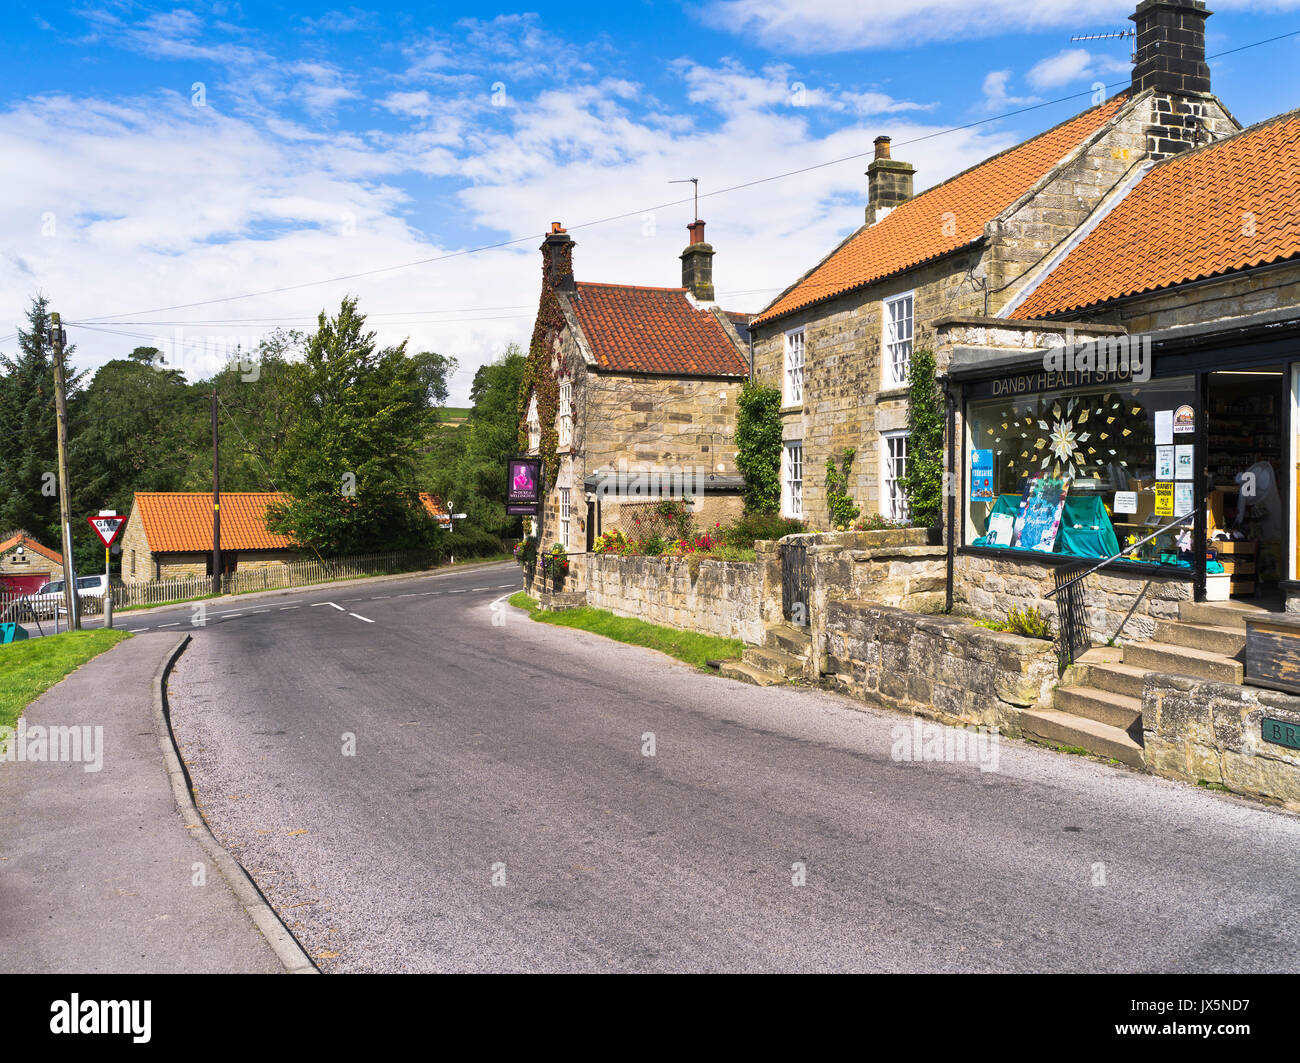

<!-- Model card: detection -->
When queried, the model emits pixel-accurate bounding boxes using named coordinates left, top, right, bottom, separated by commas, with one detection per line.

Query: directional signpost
left=87, top=512, right=127, bottom=629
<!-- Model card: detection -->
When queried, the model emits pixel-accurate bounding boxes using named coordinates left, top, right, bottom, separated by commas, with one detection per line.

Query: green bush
left=722, top=512, right=805, bottom=547
left=735, top=382, right=782, bottom=514
left=643, top=534, right=667, bottom=556
left=825, top=448, right=861, bottom=529
left=976, top=606, right=1053, bottom=641
left=901, top=348, right=944, bottom=528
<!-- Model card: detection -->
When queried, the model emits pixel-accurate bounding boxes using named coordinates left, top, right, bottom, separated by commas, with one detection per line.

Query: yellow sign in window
left=1154, top=482, right=1175, bottom=517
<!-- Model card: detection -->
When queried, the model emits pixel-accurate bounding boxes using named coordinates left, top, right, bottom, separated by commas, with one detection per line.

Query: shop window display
left=966, top=377, right=1199, bottom=566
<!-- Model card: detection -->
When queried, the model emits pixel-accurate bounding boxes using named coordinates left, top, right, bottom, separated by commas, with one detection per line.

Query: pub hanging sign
left=505, top=456, right=544, bottom=516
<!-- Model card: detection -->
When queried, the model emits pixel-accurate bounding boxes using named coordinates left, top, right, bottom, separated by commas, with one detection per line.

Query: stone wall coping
left=831, top=598, right=1056, bottom=657
left=842, top=545, right=947, bottom=561
left=1146, top=672, right=1300, bottom=713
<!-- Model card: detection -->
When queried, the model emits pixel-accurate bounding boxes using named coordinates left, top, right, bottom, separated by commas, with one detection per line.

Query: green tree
left=428, top=345, right=525, bottom=551
left=901, top=348, right=944, bottom=528
left=735, top=381, right=782, bottom=514
left=267, top=297, right=443, bottom=556
left=0, top=297, right=80, bottom=548
left=825, top=448, right=861, bottom=528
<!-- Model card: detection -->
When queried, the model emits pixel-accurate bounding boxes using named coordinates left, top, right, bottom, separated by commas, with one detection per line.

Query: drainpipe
left=942, top=373, right=957, bottom=614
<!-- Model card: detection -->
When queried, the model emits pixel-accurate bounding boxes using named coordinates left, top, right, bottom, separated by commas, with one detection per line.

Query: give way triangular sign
left=87, top=514, right=127, bottom=548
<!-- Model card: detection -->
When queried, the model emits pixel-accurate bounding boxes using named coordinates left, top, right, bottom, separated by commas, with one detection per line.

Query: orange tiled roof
left=0, top=532, right=62, bottom=565
left=419, top=492, right=449, bottom=520
left=134, top=492, right=295, bottom=553
left=1016, top=109, right=1300, bottom=318
left=751, top=95, right=1130, bottom=326
left=568, top=282, right=749, bottom=377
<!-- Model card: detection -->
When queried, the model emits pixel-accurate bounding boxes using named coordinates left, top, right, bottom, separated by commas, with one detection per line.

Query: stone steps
left=1074, top=659, right=1148, bottom=699
left=743, top=645, right=804, bottom=679
left=1053, top=686, right=1142, bottom=733
left=1019, top=707, right=1145, bottom=769
left=1122, top=640, right=1244, bottom=684
left=718, top=660, right=784, bottom=686
left=766, top=623, right=812, bottom=657
left=1153, top=618, right=1246, bottom=657
left=1177, top=601, right=1260, bottom=630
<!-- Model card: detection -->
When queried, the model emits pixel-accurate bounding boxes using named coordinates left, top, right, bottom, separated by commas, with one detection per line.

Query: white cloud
left=981, top=71, right=1038, bottom=112
left=697, top=0, right=1300, bottom=53
left=1027, top=48, right=1130, bottom=90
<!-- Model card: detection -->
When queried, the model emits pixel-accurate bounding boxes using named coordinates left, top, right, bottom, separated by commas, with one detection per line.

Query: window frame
left=560, top=486, right=571, bottom=545
left=881, top=430, right=909, bottom=522
left=557, top=379, right=573, bottom=449
left=882, top=291, right=915, bottom=390
left=526, top=393, right=540, bottom=453
left=782, top=441, right=804, bottom=519
left=783, top=328, right=805, bottom=407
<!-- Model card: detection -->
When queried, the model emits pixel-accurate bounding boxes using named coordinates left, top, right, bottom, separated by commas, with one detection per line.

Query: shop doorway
left=1207, top=368, right=1288, bottom=598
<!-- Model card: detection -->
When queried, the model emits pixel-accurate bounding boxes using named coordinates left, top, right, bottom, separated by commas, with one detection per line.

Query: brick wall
left=955, top=552, right=1192, bottom=643
left=823, top=600, right=1057, bottom=734
left=1143, top=674, right=1300, bottom=811
left=585, top=551, right=774, bottom=644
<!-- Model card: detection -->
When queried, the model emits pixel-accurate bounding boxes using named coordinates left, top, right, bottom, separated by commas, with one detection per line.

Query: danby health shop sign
left=506, top=457, right=543, bottom=516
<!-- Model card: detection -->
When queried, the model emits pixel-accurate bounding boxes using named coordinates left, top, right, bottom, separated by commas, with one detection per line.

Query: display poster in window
left=1154, top=481, right=1176, bottom=517
left=1175, top=445, right=1194, bottom=480
left=986, top=512, right=1015, bottom=547
left=970, top=449, right=996, bottom=501
left=1155, top=410, right=1174, bottom=446
left=506, top=456, right=544, bottom=516
left=1173, top=404, right=1196, bottom=434
left=1012, top=477, right=1070, bottom=553
left=1155, top=446, right=1175, bottom=481
left=1113, top=491, right=1138, bottom=515
left=1174, top=482, right=1195, bottom=517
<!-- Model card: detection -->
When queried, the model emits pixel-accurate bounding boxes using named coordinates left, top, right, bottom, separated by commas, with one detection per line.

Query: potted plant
left=541, top=542, right=569, bottom=590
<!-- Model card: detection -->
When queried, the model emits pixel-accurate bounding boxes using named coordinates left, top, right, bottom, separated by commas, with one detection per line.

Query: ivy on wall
left=825, top=447, right=861, bottom=529
left=517, top=243, right=571, bottom=488
left=901, top=348, right=944, bottom=528
left=735, top=380, right=782, bottom=515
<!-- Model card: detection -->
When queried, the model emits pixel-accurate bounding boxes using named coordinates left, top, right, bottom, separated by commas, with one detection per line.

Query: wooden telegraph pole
left=211, top=388, right=221, bottom=596
left=50, top=312, right=80, bottom=630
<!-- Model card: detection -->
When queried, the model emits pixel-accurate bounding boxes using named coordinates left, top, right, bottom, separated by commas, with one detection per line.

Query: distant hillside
left=438, top=407, right=470, bottom=426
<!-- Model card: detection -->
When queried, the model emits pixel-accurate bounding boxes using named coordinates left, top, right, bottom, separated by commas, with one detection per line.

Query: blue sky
left=3, top=1, right=1298, bottom=402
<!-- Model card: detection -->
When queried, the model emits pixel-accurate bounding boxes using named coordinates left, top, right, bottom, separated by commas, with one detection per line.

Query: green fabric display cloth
left=972, top=493, right=1120, bottom=559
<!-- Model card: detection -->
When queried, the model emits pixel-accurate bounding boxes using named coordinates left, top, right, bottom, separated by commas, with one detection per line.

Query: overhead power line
left=28, top=26, right=1300, bottom=331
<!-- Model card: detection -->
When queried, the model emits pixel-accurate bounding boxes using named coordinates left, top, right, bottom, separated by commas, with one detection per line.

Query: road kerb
left=151, top=634, right=319, bottom=975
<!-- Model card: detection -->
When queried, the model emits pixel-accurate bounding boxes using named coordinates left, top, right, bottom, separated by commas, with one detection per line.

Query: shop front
left=949, top=324, right=1298, bottom=611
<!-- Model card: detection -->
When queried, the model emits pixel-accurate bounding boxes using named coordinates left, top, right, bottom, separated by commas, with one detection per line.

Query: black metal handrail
left=1045, top=508, right=1197, bottom=601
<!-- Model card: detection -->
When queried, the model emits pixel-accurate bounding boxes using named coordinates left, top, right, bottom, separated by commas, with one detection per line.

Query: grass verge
left=0, top=629, right=133, bottom=731
left=508, top=592, right=743, bottom=670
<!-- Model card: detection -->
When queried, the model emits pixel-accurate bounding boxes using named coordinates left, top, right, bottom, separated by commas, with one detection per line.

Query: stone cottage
left=519, top=221, right=752, bottom=589
left=0, top=531, right=63, bottom=595
left=120, top=492, right=302, bottom=583
left=747, top=0, right=1238, bottom=529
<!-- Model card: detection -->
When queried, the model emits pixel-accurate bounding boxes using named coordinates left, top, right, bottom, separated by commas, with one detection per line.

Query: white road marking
left=470, top=587, right=488, bottom=591
left=280, top=606, right=298, bottom=611
left=127, top=628, right=148, bottom=633
left=251, top=609, right=270, bottom=614
left=397, top=593, right=417, bottom=597
left=449, top=589, right=467, bottom=594
left=371, top=595, right=392, bottom=600
left=496, top=583, right=517, bottom=589
left=158, top=622, right=180, bottom=628
left=223, top=613, right=243, bottom=618
left=349, top=612, right=374, bottom=623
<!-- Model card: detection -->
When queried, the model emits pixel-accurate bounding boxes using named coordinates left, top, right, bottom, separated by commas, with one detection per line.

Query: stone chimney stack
left=1131, top=1, right=1215, bottom=159
left=866, top=136, right=915, bottom=224
left=680, top=219, right=715, bottom=303
left=542, top=221, right=575, bottom=293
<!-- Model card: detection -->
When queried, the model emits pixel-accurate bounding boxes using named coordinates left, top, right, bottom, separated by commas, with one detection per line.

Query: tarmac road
left=166, top=560, right=1300, bottom=973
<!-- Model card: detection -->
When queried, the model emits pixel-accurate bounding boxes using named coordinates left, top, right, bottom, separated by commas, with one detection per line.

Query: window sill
left=780, top=404, right=805, bottom=415
left=877, top=386, right=909, bottom=400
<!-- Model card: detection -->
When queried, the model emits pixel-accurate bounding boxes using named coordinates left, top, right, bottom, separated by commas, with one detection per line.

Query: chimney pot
left=540, top=223, right=575, bottom=293
left=866, top=138, right=915, bottom=225
left=681, top=220, right=715, bottom=302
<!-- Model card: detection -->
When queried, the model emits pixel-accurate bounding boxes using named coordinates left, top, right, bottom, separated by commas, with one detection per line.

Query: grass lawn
left=0, top=629, right=132, bottom=731
left=508, top=592, right=743, bottom=670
